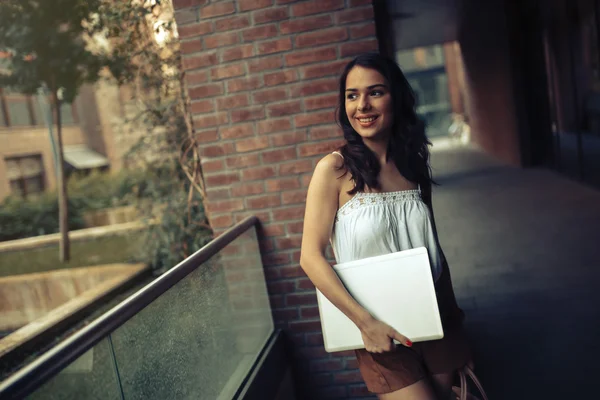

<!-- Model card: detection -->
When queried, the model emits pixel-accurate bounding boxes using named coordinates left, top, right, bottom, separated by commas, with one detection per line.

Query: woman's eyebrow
left=345, top=84, right=387, bottom=92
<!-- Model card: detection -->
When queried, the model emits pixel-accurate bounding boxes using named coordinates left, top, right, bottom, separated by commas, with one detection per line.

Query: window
left=0, top=88, right=78, bottom=127
left=5, top=155, right=46, bottom=198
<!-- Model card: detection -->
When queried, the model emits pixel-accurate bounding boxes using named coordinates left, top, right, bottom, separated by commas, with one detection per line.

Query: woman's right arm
left=299, top=155, right=411, bottom=352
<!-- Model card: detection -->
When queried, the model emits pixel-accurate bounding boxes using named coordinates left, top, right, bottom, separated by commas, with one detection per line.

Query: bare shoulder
left=314, top=153, right=345, bottom=176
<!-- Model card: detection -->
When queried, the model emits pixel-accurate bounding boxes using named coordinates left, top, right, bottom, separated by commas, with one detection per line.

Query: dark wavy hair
left=336, top=53, right=435, bottom=195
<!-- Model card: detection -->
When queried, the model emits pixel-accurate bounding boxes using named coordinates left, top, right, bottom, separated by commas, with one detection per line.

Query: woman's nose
left=358, top=95, right=371, bottom=111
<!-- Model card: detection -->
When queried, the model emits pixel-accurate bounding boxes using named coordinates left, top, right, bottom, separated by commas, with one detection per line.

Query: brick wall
left=172, top=0, right=378, bottom=398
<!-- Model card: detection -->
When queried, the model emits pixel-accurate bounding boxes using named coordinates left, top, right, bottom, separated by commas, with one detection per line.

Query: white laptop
left=316, top=247, right=444, bottom=353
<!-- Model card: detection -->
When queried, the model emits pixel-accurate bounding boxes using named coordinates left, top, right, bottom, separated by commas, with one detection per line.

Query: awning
left=63, top=145, right=109, bottom=169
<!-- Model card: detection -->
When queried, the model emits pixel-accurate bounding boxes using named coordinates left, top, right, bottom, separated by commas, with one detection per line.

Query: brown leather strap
left=459, top=366, right=489, bottom=400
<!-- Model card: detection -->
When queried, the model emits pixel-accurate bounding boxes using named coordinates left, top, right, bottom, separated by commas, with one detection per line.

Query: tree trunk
left=52, top=92, right=70, bottom=262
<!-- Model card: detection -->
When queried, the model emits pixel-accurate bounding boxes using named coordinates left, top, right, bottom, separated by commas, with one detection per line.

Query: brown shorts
left=355, top=260, right=472, bottom=394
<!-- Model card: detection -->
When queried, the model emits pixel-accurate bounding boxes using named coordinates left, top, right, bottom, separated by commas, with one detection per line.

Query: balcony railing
left=0, top=216, right=292, bottom=400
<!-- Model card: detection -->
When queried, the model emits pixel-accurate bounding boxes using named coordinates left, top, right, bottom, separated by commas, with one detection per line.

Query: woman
left=300, top=53, right=472, bottom=399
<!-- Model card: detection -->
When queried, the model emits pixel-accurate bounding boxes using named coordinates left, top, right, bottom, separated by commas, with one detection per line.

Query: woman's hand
left=359, top=316, right=412, bottom=353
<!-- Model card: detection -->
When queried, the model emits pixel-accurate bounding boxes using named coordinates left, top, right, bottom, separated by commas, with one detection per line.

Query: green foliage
left=0, top=193, right=86, bottom=241
left=0, top=0, right=106, bottom=100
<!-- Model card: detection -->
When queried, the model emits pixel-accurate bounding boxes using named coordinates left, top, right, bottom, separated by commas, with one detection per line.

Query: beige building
left=0, top=79, right=140, bottom=201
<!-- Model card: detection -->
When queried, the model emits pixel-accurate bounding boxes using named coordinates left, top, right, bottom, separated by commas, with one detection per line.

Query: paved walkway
left=429, top=138, right=600, bottom=399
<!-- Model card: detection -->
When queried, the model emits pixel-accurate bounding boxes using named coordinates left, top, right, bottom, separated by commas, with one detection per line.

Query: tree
left=0, top=0, right=106, bottom=261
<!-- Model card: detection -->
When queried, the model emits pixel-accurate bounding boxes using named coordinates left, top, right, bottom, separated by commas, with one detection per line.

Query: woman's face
left=344, top=66, right=393, bottom=141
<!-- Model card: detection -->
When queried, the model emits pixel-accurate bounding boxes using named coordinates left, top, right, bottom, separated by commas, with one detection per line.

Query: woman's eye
left=346, top=93, right=357, bottom=100
left=371, top=90, right=383, bottom=96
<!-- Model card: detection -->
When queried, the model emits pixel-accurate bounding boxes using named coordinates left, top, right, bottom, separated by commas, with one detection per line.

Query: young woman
left=300, top=53, right=472, bottom=400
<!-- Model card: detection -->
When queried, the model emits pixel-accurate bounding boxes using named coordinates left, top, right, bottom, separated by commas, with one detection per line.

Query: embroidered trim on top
left=336, top=189, right=422, bottom=221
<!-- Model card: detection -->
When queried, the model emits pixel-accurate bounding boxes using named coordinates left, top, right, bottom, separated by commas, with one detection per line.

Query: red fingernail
left=406, top=340, right=412, bottom=347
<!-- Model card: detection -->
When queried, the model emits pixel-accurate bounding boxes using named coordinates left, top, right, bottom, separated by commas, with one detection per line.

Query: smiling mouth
left=356, top=115, right=379, bottom=126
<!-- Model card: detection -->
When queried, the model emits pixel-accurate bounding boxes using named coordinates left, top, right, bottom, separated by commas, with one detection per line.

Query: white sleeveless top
left=329, top=152, right=443, bottom=282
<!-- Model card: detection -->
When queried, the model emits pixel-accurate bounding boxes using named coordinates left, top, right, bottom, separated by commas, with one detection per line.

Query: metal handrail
left=0, top=216, right=260, bottom=399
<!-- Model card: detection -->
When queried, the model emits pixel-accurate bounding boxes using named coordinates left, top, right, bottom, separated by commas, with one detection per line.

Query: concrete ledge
left=0, top=221, right=152, bottom=254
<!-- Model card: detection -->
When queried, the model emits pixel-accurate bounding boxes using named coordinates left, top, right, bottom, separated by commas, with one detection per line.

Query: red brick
left=261, top=222, right=286, bottom=236
left=306, top=332, right=324, bottom=346
left=225, top=154, right=261, bottom=168
left=333, top=371, right=363, bottom=384
left=291, top=250, right=302, bottom=262
left=305, top=93, right=338, bottom=111
left=204, top=32, right=238, bottom=49
left=280, top=265, right=306, bottom=278
left=262, top=253, right=290, bottom=267
left=301, top=59, right=348, bottom=79
left=349, top=23, right=376, bottom=39
left=231, top=106, right=265, bottom=123
left=280, top=15, right=332, bottom=34
left=206, top=187, right=231, bottom=200
left=210, top=214, right=234, bottom=229
left=201, top=158, right=224, bottom=172
left=231, top=182, right=264, bottom=196
left=275, top=235, right=302, bottom=250
left=264, top=70, right=298, bottom=86
left=220, top=123, right=254, bottom=139
left=193, top=112, right=229, bottom=128
left=172, top=0, right=208, bottom=8
left=273, top=308, right=300, bottom=321
left=292, top=0, right=344, bottom=17
left=347, top=384, right=370, bottom=397
left=282, top=188, right=308, bottom=204
left=317, top=385, right=347, bottom=398
left=205, top=172, right=240, bottom=186
left=190, top=99, right=214, bottom=114
left=195, top=129, right=219, bottom=143
left=178, top=21, right=214, bottom=39
left=311, top=358, right=343, bottom=372
left=217, top=94, right=249, bottom=110
left=285, top=46, right=337, bottom=66
left=215, top=15, right=251, bottom=32
left=340, top=38, right=379, bottom=58
left=227, top=76, right=262, bottom=92
left=209, top=199, right=245, bottom=213
left=257, top=117, right=292, bottom=134
left=289, top=319, right=321, bottom=332
left=266, top=176, right=300, bottom=191
left=181, top=38, right=203, bottom=54
left=335, top=6, right=374, bottom=24
left=247, top=194, right=282, bottom=209
left=257, top=37, right=292, bottom=55
left=185, top=70, right=209, bottom=85
left=276, top=0, right=297, bottom=3
left=287, top=220, right=305, bottom=234
left=263, top=147, right=297, bottom=164
left=247, top=55, right=282, bottom=73
left=273, top=206, right=305, bottom=221
left=253, top=88, right=288, bottom=105
left=199, top=143, right=234, bottom=157
left=298, top=278, right=315, bottom=291
left=239, top=0, right=272, bottom=12
left=269, top=294, right=285, bottom=309
left=260, top=238, right=275, bottom=253
left=270, top=132, right=307, bottom=147
left=299, top=138, right=344, bottom=156
left=253, top=7, right=289, bottom=25
left=189, top=83, right=223, bottom=99
left=221, top=44, right=255, bottom=62
left=175, top=8, right=198, bottom=26
left=291, top=78, right=338, bottom=97
left=235, top=210, right=271, bottom=223
left=201, top=2, right=235, bottom=18
left=295, top=27, right=348, bottom=48
left=242, top=166, right=276, bottom=180
left=301, top=174, right=312, bottom=187
left=211, top=63, right=245, bottom=80
left=236, top=136, right=270, bottom=152
left=182, top=52, right=218, bottom=70
left=242, top=24, right=278, bottom=42
left=310, top=125, right=343, bottom=140
left=294, top=110, right=335, bottom=128
left=266, top=100, right=302, bottom=117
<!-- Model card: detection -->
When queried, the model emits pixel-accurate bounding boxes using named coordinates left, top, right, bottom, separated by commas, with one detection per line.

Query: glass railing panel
left=26, top=337, right=121, bottom=400
left=110, top=225, right=273, bottom=400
